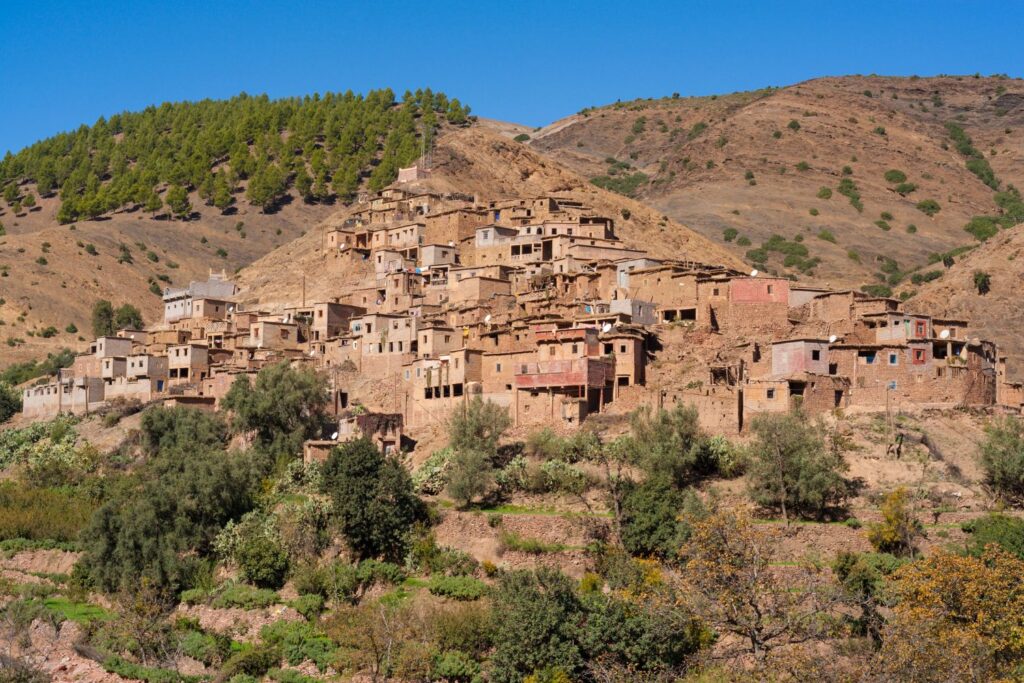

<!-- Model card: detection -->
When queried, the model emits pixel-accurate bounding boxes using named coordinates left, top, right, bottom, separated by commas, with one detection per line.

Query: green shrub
left=746, top=248, right=768, bottom=263
left=906, top=224, right=918, bottom=233
left=268, top=669, right=318, bottom=683
left=974, top=270, right=991, bottom=294
left=498, top=531, right=566, bottom=555
left=875, top=220, right=892, bottom=231
left=687, top=121, right=707, bottom=139
left=817, top=187, right=833, bottom=199
left=260, top=620, right=335, bottom=671
left=221, top=644, right=282, bottom=679
left=910, top=270, right=943, bottom=285
left=0, top=483, right=95, bottom=542
left=809, top=208, right=819, bottom=216
left=896, top=182, right=918, bottom=195
left=916, top=199, right=941, bottom=216
left=104, top=656, right=203, bottom=683
left=431, top=650, right=481, bottom=682
left=621, top=476, right=706, bottom=560
left=513, top=133, right=530, bottom=142
left=236, top=535, right=289, bottom=589
left=964, top=215, right=999, bottom=241
left=409, top=530, right=479, bottom=576
left=884, top=169, right=907, bottom=184
left=838, top=178, right=863, bottom=211
left=589, top=172, right=649, bottom=198
left=787, top=119, right=801, bottom=131
left=288, top=594, right=324, bottom=620
left=428, top=575, right=488, bottom=601
left=210, top=583, right=280, bottom=610
left=961, top=514, right=1024, bottom=559
left=736, top=236, right=751, bottom=246
left=722, top=227, right=738, bottom=242
left=817, top=229, right=836, bottom=243
left=795, top=161, right=810, bottom=171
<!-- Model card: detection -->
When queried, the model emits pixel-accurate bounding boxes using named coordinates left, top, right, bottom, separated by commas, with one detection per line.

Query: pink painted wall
left=729, top=277, right=789, bottom=304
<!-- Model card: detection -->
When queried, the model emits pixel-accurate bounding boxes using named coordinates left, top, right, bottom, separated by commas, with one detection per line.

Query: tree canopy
left=79, top=407, right=254, bottom=593
left=221, top=361, right=328, bottom=468
left=0, top=89, right=469, bottom=222
left=321, top=438, right=425, bottom=562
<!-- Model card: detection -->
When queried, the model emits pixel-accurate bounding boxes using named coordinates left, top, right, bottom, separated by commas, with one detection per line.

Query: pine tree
left=165, top=184, right=191, bottom=219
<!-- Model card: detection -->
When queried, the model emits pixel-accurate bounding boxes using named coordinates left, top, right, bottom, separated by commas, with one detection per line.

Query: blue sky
left=1, top=0, right=1021, bottom=155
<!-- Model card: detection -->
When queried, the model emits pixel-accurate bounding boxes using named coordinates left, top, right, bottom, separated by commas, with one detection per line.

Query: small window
left=766, top=388, right=776, bottom=399
left=571, top=344, right=579, bottom=355
left=767, top=285, right=774, bottom=295
left=713, top=288, right=720, bottom=296
left=620, top=344, right=627, bottom=353
left=811, top=350, right=821, bottom=361
left=889, top=353, right=898, bottom=365
left=549, top=346, right=556, bottom=356
left=496, top=363, right=502, bottom=372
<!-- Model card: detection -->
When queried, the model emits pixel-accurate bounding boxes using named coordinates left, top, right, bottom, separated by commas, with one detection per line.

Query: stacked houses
left=21, top=185, right=1024, bottom=447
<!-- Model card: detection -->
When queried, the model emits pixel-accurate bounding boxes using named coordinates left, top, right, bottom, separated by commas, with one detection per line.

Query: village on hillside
left=20, top=168, right=1024, bottom=453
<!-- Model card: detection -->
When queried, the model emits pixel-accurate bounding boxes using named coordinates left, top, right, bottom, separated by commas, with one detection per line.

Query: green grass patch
left=498, top=530, right=568, bottom=554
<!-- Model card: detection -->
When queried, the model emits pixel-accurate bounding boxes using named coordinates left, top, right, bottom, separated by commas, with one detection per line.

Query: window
left=604, top=343, right=613, bottom=354
left=571, top=344, right=579, bottom=355
left=620, top=344, right=627, bottom=353
left=766, top=388, right=776, bottom=399
left=549, top=346, right=556, bottom=356
left=713, top=288, right=720, bottom=296
left=913, top=348, right=926, bottom=364
left=767, top=285, right=774, bottom=294
left=811, top=350, right=821, bottom=361
left=496, top=363, right=502, bottom=372
left=889, top=353, right=898, bottom=365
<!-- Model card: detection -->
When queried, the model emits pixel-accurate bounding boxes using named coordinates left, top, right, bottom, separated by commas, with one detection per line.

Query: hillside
left=914, top=224, right=1024, bottom=379
left=531, top=75, right=1024, bottom=292
left=0, top=192, right=332, bottom=367
left=0, top=89, right=468, bottom=368
left=236, top=124, right=745, bottom=306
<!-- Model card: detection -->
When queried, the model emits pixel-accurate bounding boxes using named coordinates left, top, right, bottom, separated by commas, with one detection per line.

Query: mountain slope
left=532, top=75, right=1024, bottom=292
left=237, top=125, right=745, bottom=306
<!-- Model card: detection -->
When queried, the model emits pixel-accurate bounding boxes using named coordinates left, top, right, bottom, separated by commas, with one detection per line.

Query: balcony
left=514, top=357, right=613, bottom=389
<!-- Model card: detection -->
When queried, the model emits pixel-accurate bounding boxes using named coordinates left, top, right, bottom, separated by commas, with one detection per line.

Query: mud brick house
left=304, top=411, right=404, bottom=462
left=512, top=327, right=615, bottom=426
left=162, top=272, right=239, bottom=323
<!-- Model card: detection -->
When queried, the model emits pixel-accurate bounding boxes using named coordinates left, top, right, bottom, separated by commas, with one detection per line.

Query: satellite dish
left=602, top=323, right=612, bottom=333
left=330, top=431, right=338, bottom=440
left=939, top=329, right=950, bottom=339
left=828, top=334, right=838, bottom=343
left=448, top=241, right=455, bottom=247
left=750, top=269, right=759, bottom=277
left=228, top=305, right=234, bottom=313
left=484, top=314, right=492, bottom=323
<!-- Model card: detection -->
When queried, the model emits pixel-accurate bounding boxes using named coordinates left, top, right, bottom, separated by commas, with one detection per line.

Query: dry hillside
left=914, top=224, right=1024, bottom=379
left=236, top=125, right=745, bottom=306
left=532, top=75, right=1024, bottom=291
left=0, top=189, right=332, bottom=367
